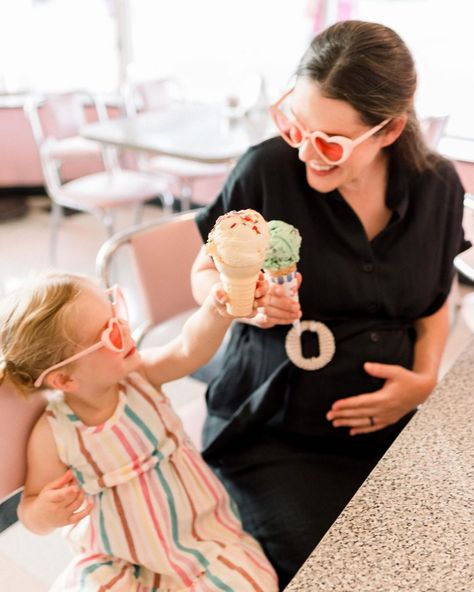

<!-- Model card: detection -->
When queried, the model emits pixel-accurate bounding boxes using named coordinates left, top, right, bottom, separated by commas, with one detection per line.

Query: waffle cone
left=214, top=258, right=262, bottom=317
left=265, top=264, right=297, bottom=278
left=265, top=265, right=299, bottom=303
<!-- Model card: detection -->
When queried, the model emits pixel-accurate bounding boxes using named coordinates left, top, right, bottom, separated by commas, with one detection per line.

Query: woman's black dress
left=195, top=137, right=467, bottom=588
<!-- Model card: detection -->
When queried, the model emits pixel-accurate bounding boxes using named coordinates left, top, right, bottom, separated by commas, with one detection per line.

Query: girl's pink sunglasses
left=34, top=285, right=128, bottom=388
left=269, top=88, right=390, bottom=165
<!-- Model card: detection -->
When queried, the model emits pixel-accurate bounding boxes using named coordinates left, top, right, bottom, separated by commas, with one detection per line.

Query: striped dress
left=46, top=372, right=278, bottom=592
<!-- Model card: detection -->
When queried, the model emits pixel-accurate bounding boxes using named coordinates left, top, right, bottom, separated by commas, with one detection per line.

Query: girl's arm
left=18, top=414, right=92, bottom=534
left=140, top=285, right=232, bottom=388
left=191, top=246, right=221, bottom=305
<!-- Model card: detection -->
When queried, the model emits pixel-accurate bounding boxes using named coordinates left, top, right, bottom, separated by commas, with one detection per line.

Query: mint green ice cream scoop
left=263, top=220, right=302, bottom=271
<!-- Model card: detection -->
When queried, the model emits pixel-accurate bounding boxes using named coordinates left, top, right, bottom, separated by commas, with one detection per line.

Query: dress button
left=363, top=262, right=374, bottom=273
left=368, top=302, right=379, bottom=313
left=370, top=331, right=380, bottom=343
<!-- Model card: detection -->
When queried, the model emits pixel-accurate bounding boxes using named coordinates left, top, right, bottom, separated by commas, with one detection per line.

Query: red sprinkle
left=230, top=222, right=237, bottom=228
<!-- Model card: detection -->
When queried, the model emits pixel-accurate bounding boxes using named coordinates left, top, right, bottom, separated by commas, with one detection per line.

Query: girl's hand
left=34, top=469, right=93, bottom=528
left=211, top=273, right=269, bottom=319
left=326, top=362, right=436, bottom=435
left=210, top=283, right=230, bottom=318
left=252, top=272, right=302, bottom=329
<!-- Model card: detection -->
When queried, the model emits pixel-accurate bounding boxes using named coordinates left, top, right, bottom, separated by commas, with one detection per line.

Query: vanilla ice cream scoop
left=206, top=209, right=269, bottom=267
left=206, top=209, right=269, bottom=316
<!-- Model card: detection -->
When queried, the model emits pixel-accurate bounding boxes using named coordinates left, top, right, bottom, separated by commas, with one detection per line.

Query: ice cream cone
left=263, top=220, right=302, bottom=335
left=206, top=209, right=270, bottom=317
left=214, top=258, right=261, bottom=317
left=265, top=265, right=301, bottom=334
left=265, top=264, right=297, bottom=280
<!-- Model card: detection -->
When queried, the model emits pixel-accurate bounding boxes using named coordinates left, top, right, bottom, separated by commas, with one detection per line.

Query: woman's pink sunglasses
left=269, top=88, right=390, bottom=165
left=34, top=285, right=128, bottom=388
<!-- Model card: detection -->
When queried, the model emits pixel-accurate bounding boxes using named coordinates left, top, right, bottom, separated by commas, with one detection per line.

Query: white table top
left=81, top=103, right=275, bottom=164
left=81, top=101, right=474, bottom=167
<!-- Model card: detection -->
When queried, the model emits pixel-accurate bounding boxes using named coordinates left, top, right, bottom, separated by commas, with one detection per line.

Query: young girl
left=0, top=272, right=277, bottom=591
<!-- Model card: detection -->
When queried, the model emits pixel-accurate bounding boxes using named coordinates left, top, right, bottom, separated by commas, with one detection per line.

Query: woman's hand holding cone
left=252, top=272, right=302, bottom=329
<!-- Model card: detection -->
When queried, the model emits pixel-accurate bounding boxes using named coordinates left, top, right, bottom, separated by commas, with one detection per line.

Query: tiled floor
left=0, top=196, right=163, bottom=294
left=0, top=195, right=473, bottom=590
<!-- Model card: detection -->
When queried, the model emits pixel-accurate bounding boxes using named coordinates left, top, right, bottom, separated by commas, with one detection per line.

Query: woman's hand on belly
left=326, top=361, right=437, bottom=435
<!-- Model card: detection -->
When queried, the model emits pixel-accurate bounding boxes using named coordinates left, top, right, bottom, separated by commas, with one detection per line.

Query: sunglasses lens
left=314, top=137, right=344, bottom=162
left=108, top=320, right=124, bottom=350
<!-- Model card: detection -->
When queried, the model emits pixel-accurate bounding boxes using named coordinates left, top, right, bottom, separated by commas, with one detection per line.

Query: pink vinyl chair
left=96, top=210, right=202, bottom=344
left=24, top=91, right=170, bottom=263
left=96, top=210, right=207, bottom=448
left=121, top=78, right=231, bottom=210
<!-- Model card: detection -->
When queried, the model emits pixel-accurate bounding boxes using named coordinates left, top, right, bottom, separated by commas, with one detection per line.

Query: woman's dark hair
left=296, top=20, right=439, bottom=172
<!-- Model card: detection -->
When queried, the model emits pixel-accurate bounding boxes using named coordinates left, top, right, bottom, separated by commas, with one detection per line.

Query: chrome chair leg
left=161, top=189, right=175, bottom=214
left=49, top=200, right=63, bottom=265
left=133, top=202, right=145, bottom=226
left=180, top=182, right=192, bottom=211
left=101, top=210, right=115, bottom=237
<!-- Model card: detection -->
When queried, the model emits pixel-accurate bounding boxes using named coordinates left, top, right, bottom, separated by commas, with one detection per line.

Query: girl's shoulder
left=28, top=409, right=57, bottom=451
left=30, top=409, right=50, bottom=435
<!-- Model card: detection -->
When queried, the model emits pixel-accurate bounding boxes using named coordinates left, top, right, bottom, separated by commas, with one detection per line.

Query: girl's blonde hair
left=0, top=272, right=91, bottom=397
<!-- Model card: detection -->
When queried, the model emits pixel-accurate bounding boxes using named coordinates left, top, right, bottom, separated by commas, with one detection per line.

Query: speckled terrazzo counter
left=285, top=339, right=474, bottom=592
